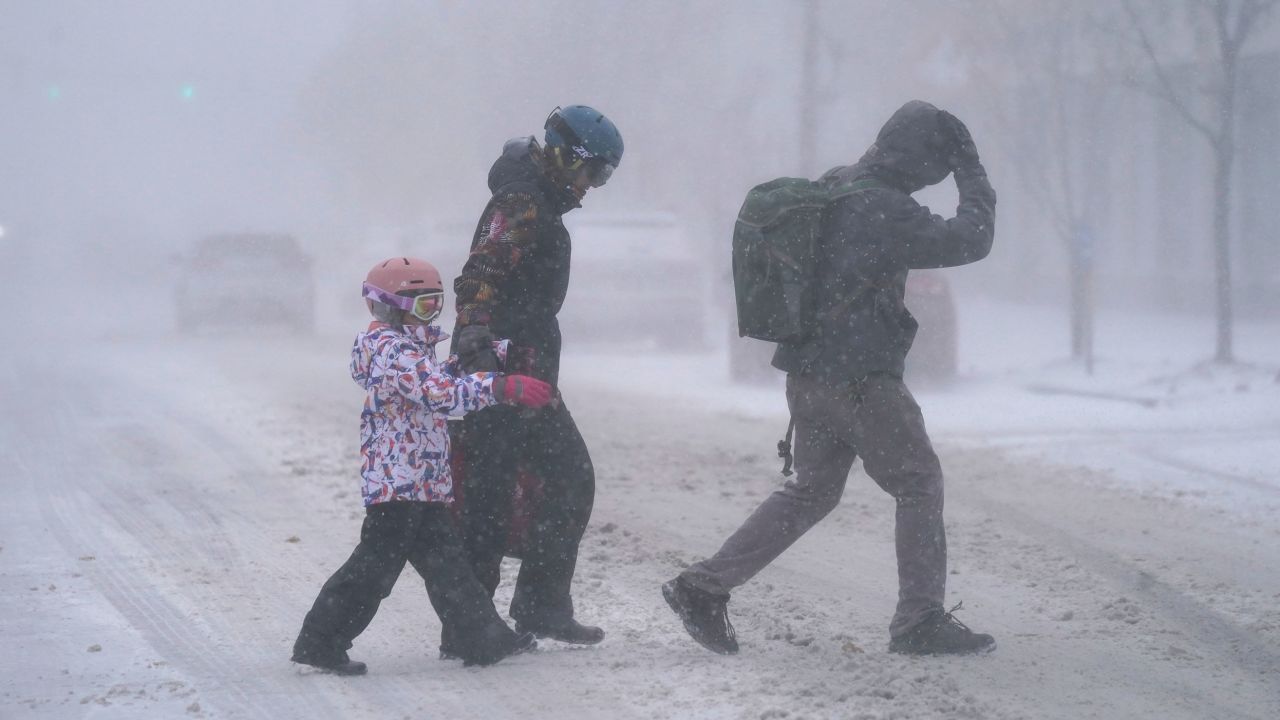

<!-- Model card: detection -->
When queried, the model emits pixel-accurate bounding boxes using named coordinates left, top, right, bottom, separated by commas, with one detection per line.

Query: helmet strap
left=545, top=144, right=582, bottom=173
left=541, top=147, right=585, bottom=199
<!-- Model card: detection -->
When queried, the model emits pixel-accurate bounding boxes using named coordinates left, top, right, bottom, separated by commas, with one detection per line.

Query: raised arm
left=886, top=167, right=996, bottom=270
left=890, top=110, right=996, bottom=269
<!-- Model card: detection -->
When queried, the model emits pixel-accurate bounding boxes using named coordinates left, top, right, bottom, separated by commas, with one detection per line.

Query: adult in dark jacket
left=449, top=105, right=623, bottom=648
left=663, top=100, right=997, bottom=656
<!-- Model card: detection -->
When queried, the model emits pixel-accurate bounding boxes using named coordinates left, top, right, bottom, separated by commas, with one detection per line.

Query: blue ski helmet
left=544, top=105, right=623, bottom=187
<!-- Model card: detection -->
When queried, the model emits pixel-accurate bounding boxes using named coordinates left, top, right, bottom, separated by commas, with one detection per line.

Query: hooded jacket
left=351, top=322, right=499, bottom=506
left=452, top=137, right=582, bottom=386
left=772, top=100, right=997, bottom=382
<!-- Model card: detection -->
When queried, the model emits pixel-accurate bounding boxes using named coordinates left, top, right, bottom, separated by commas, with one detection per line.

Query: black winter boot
left=462, top=627, right=538, bottom=667
left=291, top=649, right=368, bottom=676
left=439, top=624, right=462, bottom=661
left=888, top=602, right=995, bottom=656
left=662, top=577, right=738, bottom=655
left=514, top=618, right=605, bottom=645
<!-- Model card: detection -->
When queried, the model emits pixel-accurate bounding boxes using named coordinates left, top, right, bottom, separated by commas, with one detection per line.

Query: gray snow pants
left=680, top=372, right=946, bottom=638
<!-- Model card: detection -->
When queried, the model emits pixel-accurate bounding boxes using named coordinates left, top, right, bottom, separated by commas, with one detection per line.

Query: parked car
left=727, top=269, right=958, bottom=383
left=559, top=212, right=709, bottom=350
left=901, top=269, right=958, bottom=382
left=174, top=233, right=315, bottom=332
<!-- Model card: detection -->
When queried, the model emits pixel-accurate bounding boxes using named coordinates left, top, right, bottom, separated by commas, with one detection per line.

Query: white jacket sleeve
left=378, top=339, right=499, bottom=418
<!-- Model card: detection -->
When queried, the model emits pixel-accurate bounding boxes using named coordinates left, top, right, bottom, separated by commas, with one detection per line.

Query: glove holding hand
left=938, top=110, right=981, bottom=172
left=494, top=374, right=554, bottom=408
left=506, top=344, right=538, bottom=375
left=456, top=324, right=499, bottom=373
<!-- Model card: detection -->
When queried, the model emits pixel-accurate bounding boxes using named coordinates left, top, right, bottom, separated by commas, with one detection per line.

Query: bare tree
left=1119, top=0, right=1279, bottom=363
left=964, top=1, right=1115, bottom=371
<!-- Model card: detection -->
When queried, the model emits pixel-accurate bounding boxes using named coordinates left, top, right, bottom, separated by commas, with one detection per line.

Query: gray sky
left=3, top=1, right=348, bottom=247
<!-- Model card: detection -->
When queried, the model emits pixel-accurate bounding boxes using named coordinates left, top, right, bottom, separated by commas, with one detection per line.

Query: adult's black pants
left=455, top=400, right=596, bottom=626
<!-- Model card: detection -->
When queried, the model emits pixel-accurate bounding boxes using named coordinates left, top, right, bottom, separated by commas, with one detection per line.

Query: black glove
left=939, top=110, right=981, bottom=171
left=456, top=324, right=499, bottom=373
left=506, top=344, right=538, bottom=375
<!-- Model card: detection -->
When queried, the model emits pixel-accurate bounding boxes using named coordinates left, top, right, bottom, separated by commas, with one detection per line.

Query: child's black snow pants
left=293, top=501, right=513, bottom=664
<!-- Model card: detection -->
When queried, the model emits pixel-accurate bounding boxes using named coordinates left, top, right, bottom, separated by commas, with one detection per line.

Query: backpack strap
left=818, top=177, right=892, bottom=322
left=777, top=414, right=797, bottom=476
left=826, top=176, right=885, bottom=201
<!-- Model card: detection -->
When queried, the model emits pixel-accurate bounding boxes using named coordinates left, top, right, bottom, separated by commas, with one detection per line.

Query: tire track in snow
left=5, top=359, right=428, bottom=719
left=954, top=452, right=1280, bottom=720
left=42, top=489, right=281, bottom=718
left=21, top=375, right=341, bottom=719
left=1133, top=446, right=1280, bottom=496
left=8, top=390, right=255, bottom=716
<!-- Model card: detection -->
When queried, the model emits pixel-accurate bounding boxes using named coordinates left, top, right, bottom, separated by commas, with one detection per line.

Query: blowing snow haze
left=2, top=2, right=1280, bottom=718
left=5, top=1, right=1279, bottom=343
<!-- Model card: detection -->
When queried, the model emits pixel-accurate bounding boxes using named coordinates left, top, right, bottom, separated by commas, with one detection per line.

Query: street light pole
left=799, top=0, right=819, bottom=177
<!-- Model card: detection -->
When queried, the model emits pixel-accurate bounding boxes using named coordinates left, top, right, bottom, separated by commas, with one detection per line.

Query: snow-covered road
left=2, top=322, right=1278, bottom=719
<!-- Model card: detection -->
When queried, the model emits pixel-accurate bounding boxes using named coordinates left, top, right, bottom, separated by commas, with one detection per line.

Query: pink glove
left=494, top=375, right=553, bottom=408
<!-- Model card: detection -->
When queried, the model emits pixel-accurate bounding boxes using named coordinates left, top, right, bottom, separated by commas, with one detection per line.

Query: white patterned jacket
left=350, top=322, right=502, bottom=506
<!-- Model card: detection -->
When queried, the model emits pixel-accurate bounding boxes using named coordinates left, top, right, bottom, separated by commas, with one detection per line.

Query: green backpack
left=732, top=176, right=882, bottom=343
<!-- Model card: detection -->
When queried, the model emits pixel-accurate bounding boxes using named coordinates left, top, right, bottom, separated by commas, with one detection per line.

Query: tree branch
left=1120, top=0, right=1219, bottom=142
left=1239, top=0, right=1280, bottom=40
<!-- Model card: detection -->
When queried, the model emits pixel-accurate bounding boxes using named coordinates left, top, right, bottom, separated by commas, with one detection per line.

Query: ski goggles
left=583, top=157, right=615, bottom=187
left=362, top=282, right=444, bottom=323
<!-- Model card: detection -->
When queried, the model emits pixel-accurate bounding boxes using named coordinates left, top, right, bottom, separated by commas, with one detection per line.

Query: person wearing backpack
left=448, top=105, right=623, bottom=651
left=663, top=100, right=997, bottom=656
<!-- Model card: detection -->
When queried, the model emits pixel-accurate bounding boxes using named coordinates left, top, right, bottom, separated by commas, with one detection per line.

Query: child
left=291, top=257, right=553, bottom=674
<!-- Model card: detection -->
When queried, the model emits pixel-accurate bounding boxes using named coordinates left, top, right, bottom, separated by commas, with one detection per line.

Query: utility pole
left=798, top=0, right=819, bottom=177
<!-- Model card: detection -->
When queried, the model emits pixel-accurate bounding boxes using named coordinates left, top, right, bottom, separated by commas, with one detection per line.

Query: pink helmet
left=363, top=257, right=444, bottom=321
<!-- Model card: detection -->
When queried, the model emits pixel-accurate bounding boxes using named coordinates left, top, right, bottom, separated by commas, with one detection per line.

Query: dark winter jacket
left=453, top=137, right=582, bottom=386
left=772, top=100, right=997, bottom=383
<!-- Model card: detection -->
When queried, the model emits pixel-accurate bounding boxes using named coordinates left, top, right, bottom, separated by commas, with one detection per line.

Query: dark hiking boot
left=439, top=643, right=462, bottom=661
left=515, top=618, right=605, bottom=645
left=888, top=602, right=995, bottom=656
left=439, top=625, right=463, bottom=661
left=462, top=630, right=538, bottom=667
left=662, top=576, right=738, bottom=655
left=291, top=650, right=368, bottom=676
